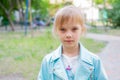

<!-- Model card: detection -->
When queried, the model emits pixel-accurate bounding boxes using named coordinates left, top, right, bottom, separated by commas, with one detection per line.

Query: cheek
left=57, top=32, right=64, bottom=40
left=74, top=32, right=81, bottom=39
left=75, top=34, right=80, bottom=39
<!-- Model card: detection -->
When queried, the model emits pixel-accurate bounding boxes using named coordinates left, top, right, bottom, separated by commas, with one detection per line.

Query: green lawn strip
left=88, top=28, right=120, bottom=36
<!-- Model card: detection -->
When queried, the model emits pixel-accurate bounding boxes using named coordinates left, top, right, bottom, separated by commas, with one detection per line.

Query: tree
left=107, top=0, right=120, bottom=28
left=0, top=0, right=24, bottom=31
left=94, top=0, right=103, bottom=4
left=94, top=0, right=120, bottom=28
left=31, top=0, right=50, bottom=20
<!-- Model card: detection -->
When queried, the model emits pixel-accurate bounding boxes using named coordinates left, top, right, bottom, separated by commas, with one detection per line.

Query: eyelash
left=72, top=28, right=78, bottom=31
left=59, top=27, right=78, bottom=32
left=60, top=28, right=66, bottom=31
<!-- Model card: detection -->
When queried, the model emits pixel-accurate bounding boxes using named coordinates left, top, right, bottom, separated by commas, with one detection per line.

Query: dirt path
left=86, top=33, right=120, bottom=80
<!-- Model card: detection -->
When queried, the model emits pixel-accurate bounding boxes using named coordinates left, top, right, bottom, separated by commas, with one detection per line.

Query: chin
left=63, top=43, right=76, bottom=48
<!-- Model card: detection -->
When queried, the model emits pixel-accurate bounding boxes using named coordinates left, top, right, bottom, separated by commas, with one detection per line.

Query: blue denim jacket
left=38, top=44, right=108, bottom=80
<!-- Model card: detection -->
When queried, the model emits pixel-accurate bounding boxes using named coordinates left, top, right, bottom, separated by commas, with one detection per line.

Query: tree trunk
left=7, top=14, right=15, bottom=31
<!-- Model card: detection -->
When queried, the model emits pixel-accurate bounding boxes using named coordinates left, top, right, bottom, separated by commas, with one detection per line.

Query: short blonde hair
left=53, top=5, right=86, bottom=33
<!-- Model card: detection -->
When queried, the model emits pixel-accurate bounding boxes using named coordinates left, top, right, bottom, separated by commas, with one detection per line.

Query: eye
left=60, top=28, right=66, bottom=32
left=72, top=27, right=78, bottom=31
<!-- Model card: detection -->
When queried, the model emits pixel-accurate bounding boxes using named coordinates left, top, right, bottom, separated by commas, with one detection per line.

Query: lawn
left=0, top=28, right=106, bottom=80
left=88, top=27, right=120, bottom=36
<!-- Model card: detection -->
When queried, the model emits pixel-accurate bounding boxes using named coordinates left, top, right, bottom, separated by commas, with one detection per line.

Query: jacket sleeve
left=37, top=57, right=49, bottom=80
left=94, top=58, right=108, bottom=80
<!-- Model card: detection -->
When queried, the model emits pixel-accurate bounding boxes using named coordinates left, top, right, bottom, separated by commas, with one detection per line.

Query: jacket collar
left=51, top=43, right=94, bottom=80
left=51, top=43, right=93, bottom=65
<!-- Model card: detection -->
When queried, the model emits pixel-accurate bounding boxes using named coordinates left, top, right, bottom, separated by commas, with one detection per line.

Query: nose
left=65, top=32, right=72, bottom=38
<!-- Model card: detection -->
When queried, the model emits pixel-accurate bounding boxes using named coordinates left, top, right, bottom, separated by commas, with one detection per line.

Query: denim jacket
left=38, top=44, right=108, bottom=80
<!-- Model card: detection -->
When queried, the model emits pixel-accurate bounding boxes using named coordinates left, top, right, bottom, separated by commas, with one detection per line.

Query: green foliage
left=31, top=0, right=51, bottom=20
left=108, top=0, right=119, bottom=4
left=94, top=0, right=117, bottom=4
left=94, top=0, right=120, bottom=28
left=107, top=0, right=120, bottom=28
left=0, top=0, right=23, bottom=19
left=94, top=0, right=103, bottom=4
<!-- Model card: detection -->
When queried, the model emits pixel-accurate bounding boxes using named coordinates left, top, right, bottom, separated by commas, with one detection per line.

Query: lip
left=64, top=40, right=73, bottom=42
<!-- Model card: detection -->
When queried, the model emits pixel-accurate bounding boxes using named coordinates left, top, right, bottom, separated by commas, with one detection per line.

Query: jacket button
left=89, top=67, right=93, bottom=71
left=53, top=68, right=55, bottom=72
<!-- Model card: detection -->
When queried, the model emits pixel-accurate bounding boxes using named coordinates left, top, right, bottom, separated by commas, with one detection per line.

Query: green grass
left=88, top=27, right=120, bottom=36
left=0, top=28, right=106, bottom=80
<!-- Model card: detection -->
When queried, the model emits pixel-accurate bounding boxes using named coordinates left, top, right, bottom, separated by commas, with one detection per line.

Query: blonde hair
left=53, top=5, right=86, bottom=34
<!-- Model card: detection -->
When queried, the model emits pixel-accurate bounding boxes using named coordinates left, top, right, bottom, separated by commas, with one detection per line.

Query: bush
left=107, top=1, right=120, bottom=28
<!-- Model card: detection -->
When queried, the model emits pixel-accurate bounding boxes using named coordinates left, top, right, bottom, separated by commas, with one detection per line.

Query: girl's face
left=56, top=23, right=83, bottom=48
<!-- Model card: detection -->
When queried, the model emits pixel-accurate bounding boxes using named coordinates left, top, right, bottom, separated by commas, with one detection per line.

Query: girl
left=38, top=5, right=108, bottom=80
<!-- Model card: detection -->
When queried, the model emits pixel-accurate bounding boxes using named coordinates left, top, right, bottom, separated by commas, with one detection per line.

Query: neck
left=62, top=44, right=80, bottom=57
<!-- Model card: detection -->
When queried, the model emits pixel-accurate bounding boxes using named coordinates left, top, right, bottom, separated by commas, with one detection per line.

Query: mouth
left=64, top=40, right=73, bottom=43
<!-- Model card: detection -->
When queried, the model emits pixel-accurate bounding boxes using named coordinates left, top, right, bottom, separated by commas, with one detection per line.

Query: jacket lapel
left=53, top=59, right=68, bottom=80
left=75, top=60, right=94, bottom=80
left=51, top=46, right=68, bottom=80
left=75, top=43, right=94, bottom=80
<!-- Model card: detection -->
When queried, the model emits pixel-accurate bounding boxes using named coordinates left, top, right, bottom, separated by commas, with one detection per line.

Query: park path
left=86, top=33, right=120, bottom=80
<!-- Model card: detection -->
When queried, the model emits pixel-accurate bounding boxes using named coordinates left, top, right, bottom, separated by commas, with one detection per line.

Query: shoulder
left=86, top=50, right=108, bottom=79
left=88, top=51, right=100, bottom=61
left=42, top=50, right=56, bottom=63
left=42, top=46, right=60, bottom=64
left=39, top=49, right=58, bottom=80
left=42, top=45, right=62, bottom=64
left=86, top=50, right=103, bottom=69
left=81, top=44, right=101, bottom=64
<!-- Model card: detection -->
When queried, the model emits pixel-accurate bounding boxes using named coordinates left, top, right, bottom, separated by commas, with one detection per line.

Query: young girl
left=38, top=5, right=108, bottom=80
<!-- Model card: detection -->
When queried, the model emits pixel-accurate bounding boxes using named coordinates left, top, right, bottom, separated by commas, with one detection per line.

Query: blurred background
left=0, top=0, right=120, bottom=80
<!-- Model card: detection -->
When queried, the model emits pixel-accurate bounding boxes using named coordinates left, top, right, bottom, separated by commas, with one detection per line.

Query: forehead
left=54, top=6, right=84, bottom=28
left=61, top=22, right=81, bottom=29
left=56, top=14, right=83, bottom=28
